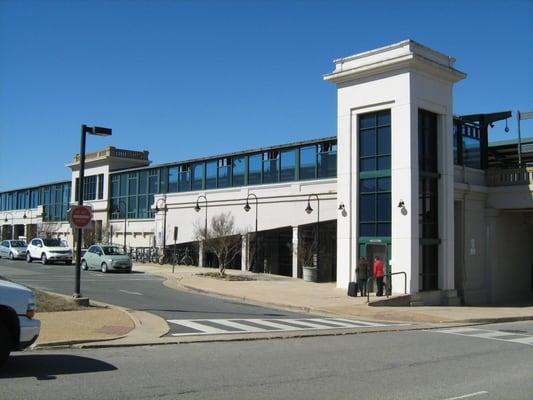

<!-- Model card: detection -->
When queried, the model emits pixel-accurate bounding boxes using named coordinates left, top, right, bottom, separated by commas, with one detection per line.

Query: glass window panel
left=111, top=176, right=119, bottom=197
left=148, top=194, right=154, bottom=217
left=218, top=166, right=230, bottom=188
left=148, top=171, right=158, bottom=194
left=178, top=170, right=191, bottom=192
left=377, top=223, right=391, bottom=236
left=248, top=154, right=262, bottom=185
left=318, top=151, right=336, bottom=178
left=128, top=175, right=137, bottom=196
left=262, top=158, right=279, bottom=184
left=377, top=110, right=391, bottom=126
left=360, top=158, right=375, bottom=172
left=120, top=175, right=127, bottom=196
left=360, top=178, right=376, bottom=193
left=128, top=196, right=137, bottom=218
left=299, top=146, right=316, bottom=180
left=377, top=126, right=391, bottom=155
left=232, top=157, right=246, bottom=187
left=360, top=130, right=376, bottom=157
left=138, top=195, right=148, bottom=218
left=192, top=163, right=204, bottom=191
left=359, top=113, right=376, bottom=130
left=377, top=177, right=391, bottom=192
left=168, top=167, right=178, bottom=193
left=359, top=194, right=376, bottom=222
left=139, top=171, right=147, bottom=194
left=280, top=149, right=296, bottom=182
left=377, top=156, right=391, bottom=170
left=359, top=223, right=375, bottom=237
left=205, top=161, right=217, bottom=189
left=377, top=193, right=391, bottom=221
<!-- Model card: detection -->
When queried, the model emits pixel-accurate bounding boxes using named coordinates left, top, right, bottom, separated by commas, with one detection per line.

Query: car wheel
left=9, top=253, right=14, bottom=261
left=81, top=260, right=88, bottom=271
left=26, top=252, right=32, bottom=263
left=0, top=320, right=12, bottom=367
left=41, top=253, right=48, bottom=265
left=101, top=262, right=108, bottom=273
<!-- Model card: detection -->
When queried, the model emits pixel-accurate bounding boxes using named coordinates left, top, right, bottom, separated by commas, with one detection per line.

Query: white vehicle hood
left=0, top=280, right=34, bottom=315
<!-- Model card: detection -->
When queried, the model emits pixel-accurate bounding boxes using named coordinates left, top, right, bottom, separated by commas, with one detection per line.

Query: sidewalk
left=136, top=264, right=533, bottom=324
left=31, top=263, right=533, bottom=349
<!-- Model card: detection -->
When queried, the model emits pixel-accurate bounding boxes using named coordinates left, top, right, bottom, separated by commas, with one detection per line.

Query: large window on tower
left=418, top=109, right=440, bottom=291
left=358, top=110, right=391, bottom=239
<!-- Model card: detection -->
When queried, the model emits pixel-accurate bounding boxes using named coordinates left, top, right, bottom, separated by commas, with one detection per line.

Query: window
left=318, top=142, right=337, bottom=178
left=217, top=158, right=231, bottom=188
left=359, top=177, right=391, bottom=237
left=205, top=161, right=217, bottom=190
left=419, top=109, right=438, bottom=173
left=299, top=145, right=316, bottom=180
left=178, top=165, right=191, bottom=192
left=280, top=149, right=296, bottom=182
left=359, top=110, right=391, bottom=172
left=191, top=163, right=204, bottom=191
left=168, top=167, right=178, bottom=193
left=262, top=151, right=279, bottom=184
left=97, top=174, right=104, bottom=199
left=232, top=156, right=246, bottom=187
left=248, top=154, right=262, bottom=185
left=358, top=110, right=391, bottom=238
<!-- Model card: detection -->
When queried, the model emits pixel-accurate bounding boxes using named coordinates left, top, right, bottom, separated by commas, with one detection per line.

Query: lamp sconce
left=338, top=203, right=345, bottom=211
left=397, top=200, right=405, bottom=208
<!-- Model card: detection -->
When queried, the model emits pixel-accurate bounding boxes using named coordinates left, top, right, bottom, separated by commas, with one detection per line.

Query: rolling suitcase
left=347, top=281, right=358, bottom=297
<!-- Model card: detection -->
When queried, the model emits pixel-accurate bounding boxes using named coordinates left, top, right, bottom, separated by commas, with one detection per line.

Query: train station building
left=1, top=40, right=532, bottom=305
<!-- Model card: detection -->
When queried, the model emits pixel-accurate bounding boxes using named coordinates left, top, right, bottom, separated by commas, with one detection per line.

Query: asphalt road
left=0, top=258, right=310, bottom=336
left=2, top=321, right=532, bottom=400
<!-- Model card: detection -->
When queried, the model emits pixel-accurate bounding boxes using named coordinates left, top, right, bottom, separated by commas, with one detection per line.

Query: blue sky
left=0, top=0, right=531, bottom=191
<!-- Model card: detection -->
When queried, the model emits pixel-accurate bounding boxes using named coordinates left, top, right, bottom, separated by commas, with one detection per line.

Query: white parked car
left=0, top=240, right=28, bottom=260
left=26, top=238, right=73, bottom=265
left=0, top=280, right=40, bottom=366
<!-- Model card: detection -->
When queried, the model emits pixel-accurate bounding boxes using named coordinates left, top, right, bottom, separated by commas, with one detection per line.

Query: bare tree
left=36, top=222, right=61, bottom=238
left=194, top=212, right=242, bottom=275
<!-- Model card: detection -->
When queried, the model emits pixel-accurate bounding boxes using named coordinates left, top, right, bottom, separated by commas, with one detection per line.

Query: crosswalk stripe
left=434, top=327, right=533, bottom=346
left=167, top=320, right=228, bottom=334
left=167, top=318, right=404, bottom=336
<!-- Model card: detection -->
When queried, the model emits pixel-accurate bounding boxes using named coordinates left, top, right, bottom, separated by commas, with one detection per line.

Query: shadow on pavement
left=0, top=354, right=117, bottom=380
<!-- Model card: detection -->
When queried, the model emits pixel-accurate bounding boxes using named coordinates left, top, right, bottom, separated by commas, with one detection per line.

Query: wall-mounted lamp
left=397, top=200, right=405, bottom=208
left=338, top=203, right=345, bottom=211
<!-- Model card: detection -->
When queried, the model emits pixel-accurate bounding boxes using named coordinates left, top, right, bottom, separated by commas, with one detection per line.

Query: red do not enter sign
left=69, top=206, right=93, bottom=229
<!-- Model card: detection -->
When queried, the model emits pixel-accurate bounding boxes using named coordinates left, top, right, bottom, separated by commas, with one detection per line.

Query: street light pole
left=117, top=200, right=127, bottom=251
left=155, top=198, right=167, bottom=254
left=244, top=193, right=258, bottom=272
left=4, top=213, right=14, bottom=240
left=194, top=194, right=208, bottom=266
left=23, top=210, right=33, bottom=240
left=305, top=194, right=320, bottom=271
left=74, top=124, right=112, bottom=299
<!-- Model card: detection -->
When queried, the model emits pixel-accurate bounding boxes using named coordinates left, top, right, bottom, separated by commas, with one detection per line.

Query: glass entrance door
left=365, top=243, right=388, bottom=294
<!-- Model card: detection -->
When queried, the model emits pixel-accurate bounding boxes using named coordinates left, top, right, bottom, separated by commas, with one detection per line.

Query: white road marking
left=443, top=391, right=488, bottom=400
left=168, top=318, right=405, bottom=336
left=119, top=289, right=143, bottom=295
left=434, top=327, right=533, bottom=346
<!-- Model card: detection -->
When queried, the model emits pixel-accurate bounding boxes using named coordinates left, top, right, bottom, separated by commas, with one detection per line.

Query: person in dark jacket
left=373, top=256, right=385, bottom=296
left=356, top=256, right=368, bottom=296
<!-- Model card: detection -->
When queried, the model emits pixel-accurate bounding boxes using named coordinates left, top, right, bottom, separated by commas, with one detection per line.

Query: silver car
left=0, top=240, right=28, bottom=260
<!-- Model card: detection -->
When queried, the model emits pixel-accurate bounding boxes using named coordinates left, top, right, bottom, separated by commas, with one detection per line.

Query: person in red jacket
left=373, top=256, right=385, bottom=296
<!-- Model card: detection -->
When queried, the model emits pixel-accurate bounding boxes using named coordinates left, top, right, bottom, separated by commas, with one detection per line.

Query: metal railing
left=367, top=271, right=407, bottom=303
left=486, top=167, right=533, bottom=186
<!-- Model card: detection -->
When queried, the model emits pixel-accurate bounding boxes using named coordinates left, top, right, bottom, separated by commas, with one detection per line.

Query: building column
left=198, top=241, right=205, bottom=267
left=292, top=226, right=298, bottom=278
left=241, top=235, right=248, bottom=272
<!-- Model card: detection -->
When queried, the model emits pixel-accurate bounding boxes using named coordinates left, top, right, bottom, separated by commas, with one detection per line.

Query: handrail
left=367, top=271, right=407, bottom=303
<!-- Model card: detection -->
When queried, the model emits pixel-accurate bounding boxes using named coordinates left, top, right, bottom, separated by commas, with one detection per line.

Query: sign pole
left=172, top=226, right=178, bottom=273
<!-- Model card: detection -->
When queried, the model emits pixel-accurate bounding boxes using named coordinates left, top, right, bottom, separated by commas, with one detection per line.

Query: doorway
left=364, top=243, right=388, bottom=293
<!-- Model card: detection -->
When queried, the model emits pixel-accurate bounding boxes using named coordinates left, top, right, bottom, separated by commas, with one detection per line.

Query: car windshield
left=10, top=241, right=27, bottom=247
left=43, top=238, right=62, bottom=247
left=102, top=246, right=126, bottom=255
